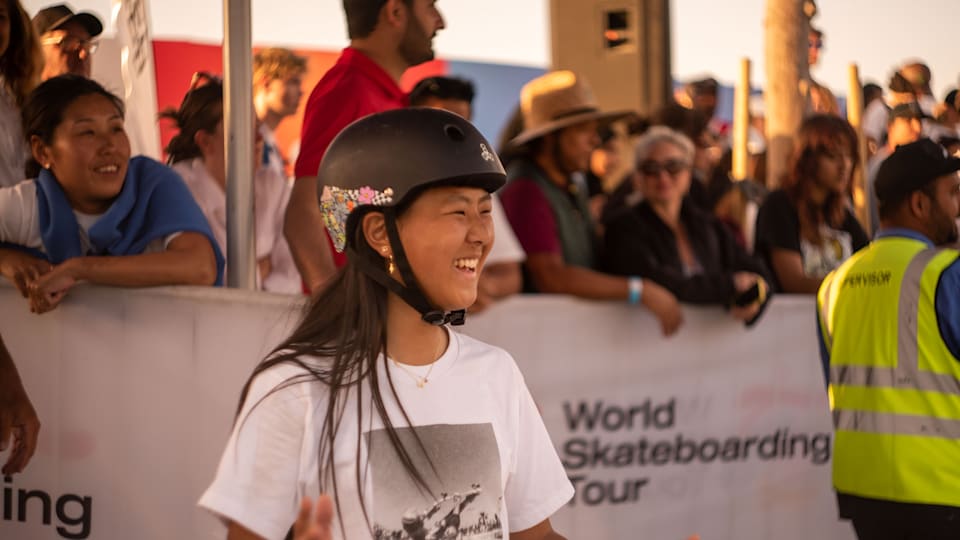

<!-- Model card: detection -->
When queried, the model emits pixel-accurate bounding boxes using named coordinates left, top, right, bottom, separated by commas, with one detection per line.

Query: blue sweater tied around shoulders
left=29, top=156, right=224, bottom=285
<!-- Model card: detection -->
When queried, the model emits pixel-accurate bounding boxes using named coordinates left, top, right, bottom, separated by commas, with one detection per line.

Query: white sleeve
left=486, top=195, right=525, bottom=266
left=253, top=167, right=283, bottom=260
left=503, top=357, right=574, bottom=532
left=198, top=365, right=314, bottom=540
left=862, top=102, right=888, bottom=142
left=0, top=181, right=42, bottom=248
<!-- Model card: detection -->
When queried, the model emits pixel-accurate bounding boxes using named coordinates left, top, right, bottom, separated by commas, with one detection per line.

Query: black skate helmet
left=317, top=107, right=506, bottom=325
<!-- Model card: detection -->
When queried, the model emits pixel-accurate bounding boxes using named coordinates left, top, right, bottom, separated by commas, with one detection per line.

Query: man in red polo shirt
left=284, top=0, right=445, bottom=293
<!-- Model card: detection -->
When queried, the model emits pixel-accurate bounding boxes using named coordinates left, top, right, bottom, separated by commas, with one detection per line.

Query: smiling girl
left=0, top=75, right=224, bottom=313
left=200, top=108, right=573, bottom=540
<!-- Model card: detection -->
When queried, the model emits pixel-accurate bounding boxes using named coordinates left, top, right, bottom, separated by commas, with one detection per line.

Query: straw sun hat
left=509, top=70, right=633, bottom=148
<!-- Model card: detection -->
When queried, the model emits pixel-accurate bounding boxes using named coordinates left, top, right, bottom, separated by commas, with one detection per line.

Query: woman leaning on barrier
left=0, top=75, right=224, bottom=313
left=602, top=126, right=772, bottom=325
left=199, top=108, right=573, bottom=540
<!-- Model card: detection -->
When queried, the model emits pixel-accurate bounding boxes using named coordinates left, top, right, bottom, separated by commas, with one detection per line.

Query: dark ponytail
left=159, top=79, right=223, bottom=164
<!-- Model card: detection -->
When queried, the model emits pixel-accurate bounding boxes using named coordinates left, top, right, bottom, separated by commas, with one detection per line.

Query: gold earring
left=387, top=255, right=396, bottom=275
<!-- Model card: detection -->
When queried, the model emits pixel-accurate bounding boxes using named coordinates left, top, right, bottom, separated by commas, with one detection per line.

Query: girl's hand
left=0, top=250, right=51, bottom=298
left=293, top=494, right=334, bottom=540
left=28, top=259, right=81, bottom=314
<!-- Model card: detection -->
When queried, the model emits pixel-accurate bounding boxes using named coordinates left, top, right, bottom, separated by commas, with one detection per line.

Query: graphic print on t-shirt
left=367, top=423, right=503, bottom=540
left=800, top=226, right=854, bottom=279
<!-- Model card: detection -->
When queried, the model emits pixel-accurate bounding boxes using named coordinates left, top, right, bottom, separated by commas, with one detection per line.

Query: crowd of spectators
left=0, top=1, right=958, bottom=328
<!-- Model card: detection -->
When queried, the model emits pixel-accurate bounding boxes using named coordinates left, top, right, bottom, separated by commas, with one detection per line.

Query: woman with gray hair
left=602, top=126, right=772, bottom=324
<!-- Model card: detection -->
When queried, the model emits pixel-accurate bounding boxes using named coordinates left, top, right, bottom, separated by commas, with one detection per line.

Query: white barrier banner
left=111, top=0, right=161, bottom=159
left=0, top=285, right=855, bottom=540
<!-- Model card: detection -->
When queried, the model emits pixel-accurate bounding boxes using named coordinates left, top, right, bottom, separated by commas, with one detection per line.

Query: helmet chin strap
left=349, top=207, right=466, bottom=326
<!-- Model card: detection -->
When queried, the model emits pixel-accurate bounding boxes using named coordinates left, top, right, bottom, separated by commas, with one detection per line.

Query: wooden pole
left=764, top=0, right=806, bottom=188
left=732, top=58, right=751, bottom=181
left=846, top=64, right=870, bottom=235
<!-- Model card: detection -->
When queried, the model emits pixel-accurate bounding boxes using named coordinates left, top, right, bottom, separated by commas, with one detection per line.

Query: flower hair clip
left=320, top=185, right=395, bottom=252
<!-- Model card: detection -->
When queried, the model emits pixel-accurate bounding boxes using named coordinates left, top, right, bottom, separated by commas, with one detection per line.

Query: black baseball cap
left=33, top=4, right=103, bottom=38
left=408, top=76, right=476, bottom=107
left=875, top=138, right=960, bottom=204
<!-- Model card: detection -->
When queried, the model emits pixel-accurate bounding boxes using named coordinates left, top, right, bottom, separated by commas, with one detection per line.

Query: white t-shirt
left=487, top=195, right=525, bottom=266
left=199, top=328, right=573, bottom=540
left=800, top=225, right=855, bottom=280
left=258, top=124, right=301, bottom=294
left=173, top=157, right=300, bottom=293
left=0, top=180, right=170, bottom=254
left=861, top=99, right=889, bottom=144
left=0, top=84, right=28, bottom=188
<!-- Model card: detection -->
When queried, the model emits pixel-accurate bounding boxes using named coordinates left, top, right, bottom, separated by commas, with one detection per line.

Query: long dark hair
left=236, top=220, right=439, bottom=537
left=159, top=75, right=223, bottom=164
left=783, top=114, right=859, bottom=245
left=21, top=75, right=125, bottom=178
left=0, top=0, right=42, bottom=106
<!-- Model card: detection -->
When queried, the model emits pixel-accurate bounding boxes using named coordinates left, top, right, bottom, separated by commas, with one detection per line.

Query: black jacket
left=602, top=198, right=772, bottom=305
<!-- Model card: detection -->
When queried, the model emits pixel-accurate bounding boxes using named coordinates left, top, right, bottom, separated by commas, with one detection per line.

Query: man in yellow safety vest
left=818, top=138, right=960, bottom=539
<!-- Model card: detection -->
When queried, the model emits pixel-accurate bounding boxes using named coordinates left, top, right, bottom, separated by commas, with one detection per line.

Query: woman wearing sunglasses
left=603, top=126, right=771, bottom=324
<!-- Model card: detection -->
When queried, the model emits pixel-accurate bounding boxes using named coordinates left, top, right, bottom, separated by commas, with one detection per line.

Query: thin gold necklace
left=390, top=335, right=447, bottom=389
left=392, top=359, right=437, bottom=388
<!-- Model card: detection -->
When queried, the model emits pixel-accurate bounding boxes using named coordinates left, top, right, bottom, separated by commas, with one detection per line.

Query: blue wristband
left=628, top=277, right=643, bottom=305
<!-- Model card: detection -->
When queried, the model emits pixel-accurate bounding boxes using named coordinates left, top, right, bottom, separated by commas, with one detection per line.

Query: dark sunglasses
left=639, top=159, right=689, bottom=177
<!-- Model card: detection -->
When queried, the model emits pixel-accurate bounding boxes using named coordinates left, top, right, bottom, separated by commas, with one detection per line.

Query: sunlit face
left=396, top=186, right=493, bottom=310
left=399, top=0, right=445, bottom=67
left=0, top=3, right=11, bottom=58
left=808, top=32, right=822, bottom=67
left=555, top=120, right=600, bottom=174
left=262, top=74, right=303, bottom=118
left=638, top=141, right=692, bottom=206
left=927, top=172, right=960, bottom=245
left=34, top=94, right=130, bottom=214
left=40, top=21, right=93, bottom=80
left=888, top=117, right=923, bottom=148
left=590, top=137, right=621, bottom=178
left=814, top=145, right=853, bottom=194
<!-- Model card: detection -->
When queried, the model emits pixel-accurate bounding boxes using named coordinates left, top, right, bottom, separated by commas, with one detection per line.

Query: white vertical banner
left=112, top=0, right=161, bottom=159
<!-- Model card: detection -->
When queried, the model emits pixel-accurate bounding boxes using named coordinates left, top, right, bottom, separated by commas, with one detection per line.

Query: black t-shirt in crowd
left=754, top=189, right=869, bottom=291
